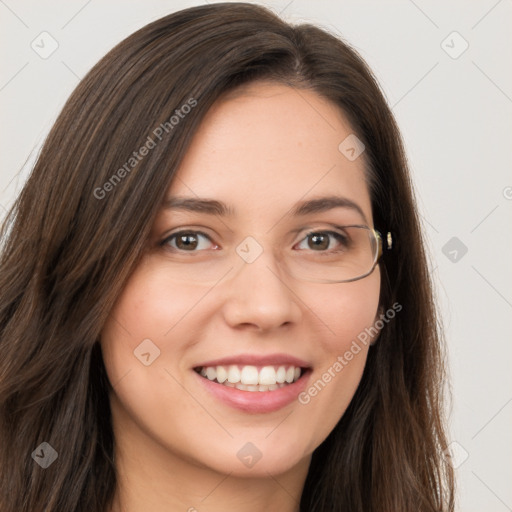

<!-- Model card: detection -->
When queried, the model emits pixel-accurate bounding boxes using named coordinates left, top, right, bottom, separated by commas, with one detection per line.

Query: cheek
left=101, top=260, right=209, bottom=365
left=99, top=263, right=212, bottom=458
left=294, top=270, right=380, bottom=452
left=314, top=269, right=381, bottom=353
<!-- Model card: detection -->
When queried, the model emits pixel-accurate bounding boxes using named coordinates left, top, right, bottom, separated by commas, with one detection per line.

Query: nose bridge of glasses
left=230, top=231, right=323, bottom=285
left=232, top=233, right=287, bottom=272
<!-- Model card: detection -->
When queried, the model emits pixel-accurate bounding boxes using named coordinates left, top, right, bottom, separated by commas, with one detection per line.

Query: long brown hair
left=0, top=3, right=454, bottom=510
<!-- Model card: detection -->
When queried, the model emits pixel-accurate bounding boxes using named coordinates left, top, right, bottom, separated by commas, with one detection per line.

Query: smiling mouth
left=194, top=364, right=308, bottom=392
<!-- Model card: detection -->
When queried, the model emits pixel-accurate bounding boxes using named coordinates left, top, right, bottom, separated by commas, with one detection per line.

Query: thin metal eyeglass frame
left=283, top=225, right=392, bottom=284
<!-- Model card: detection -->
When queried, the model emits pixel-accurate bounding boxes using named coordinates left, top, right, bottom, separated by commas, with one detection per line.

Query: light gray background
left=1, top=1, right=511, bottom=510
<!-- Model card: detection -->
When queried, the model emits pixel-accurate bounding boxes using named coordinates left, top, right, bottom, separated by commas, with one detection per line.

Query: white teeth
left=240, top=366, right=259, bottom=385
left=259, top=366, right=277, bottom=385
left=216, top=366, right=228, bottom=383
left=197, top=364, right=304, bottom=390
left=276, top=366, right=286, bottom=383
left=227, top=365, right=241, bottom=383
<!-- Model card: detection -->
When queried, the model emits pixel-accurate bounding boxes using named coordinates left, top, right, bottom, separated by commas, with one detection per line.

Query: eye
left=160, top=230, right=218, bottom=252
left=295, top=230, right=349, bottom=252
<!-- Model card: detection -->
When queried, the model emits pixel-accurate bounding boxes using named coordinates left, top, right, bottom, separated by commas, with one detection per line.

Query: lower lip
left=193, top=369, right=312, bottom=414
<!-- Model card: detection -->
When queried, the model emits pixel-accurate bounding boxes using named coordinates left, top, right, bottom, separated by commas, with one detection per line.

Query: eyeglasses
left=159, top=225, right=393, bottom=285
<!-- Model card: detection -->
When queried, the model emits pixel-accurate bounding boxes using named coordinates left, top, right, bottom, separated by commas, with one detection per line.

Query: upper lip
left=194, top=353, right=312, bottom=369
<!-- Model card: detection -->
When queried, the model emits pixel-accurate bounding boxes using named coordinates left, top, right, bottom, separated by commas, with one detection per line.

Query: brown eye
left=296, top=231, right=349, bottom=252
left=161, top=231, right=214, bottom=252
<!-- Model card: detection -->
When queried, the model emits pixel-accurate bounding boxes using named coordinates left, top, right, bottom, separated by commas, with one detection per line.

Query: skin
left=101, top=81, right=382, bottom=512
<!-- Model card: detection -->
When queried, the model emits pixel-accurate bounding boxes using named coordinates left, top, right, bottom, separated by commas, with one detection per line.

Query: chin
left=185, top=437, right=309, bottom=477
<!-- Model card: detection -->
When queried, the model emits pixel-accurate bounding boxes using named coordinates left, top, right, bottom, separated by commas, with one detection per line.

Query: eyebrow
left=162, top=195, right=368, bottom=223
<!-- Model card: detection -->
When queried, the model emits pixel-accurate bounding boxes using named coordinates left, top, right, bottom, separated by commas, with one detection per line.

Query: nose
left=220, top=246, right=302, bottom=332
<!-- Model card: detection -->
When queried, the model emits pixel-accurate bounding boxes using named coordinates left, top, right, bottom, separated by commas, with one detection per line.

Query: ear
left=370, top=305, right=385, bottom=346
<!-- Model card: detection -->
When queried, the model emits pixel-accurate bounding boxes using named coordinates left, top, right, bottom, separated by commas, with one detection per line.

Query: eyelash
left=159, top=229, right=349, bottom=253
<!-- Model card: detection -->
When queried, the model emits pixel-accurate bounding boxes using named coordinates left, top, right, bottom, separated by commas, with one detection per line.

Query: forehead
left=166, top=82, right=372, bottom=223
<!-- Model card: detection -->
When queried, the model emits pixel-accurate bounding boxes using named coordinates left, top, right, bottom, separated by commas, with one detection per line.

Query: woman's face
left=101, top=82, right=381, bottom=478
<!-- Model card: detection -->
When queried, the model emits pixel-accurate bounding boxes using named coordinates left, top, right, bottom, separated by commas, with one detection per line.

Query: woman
left=0, top=3, right=455, bottom=511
